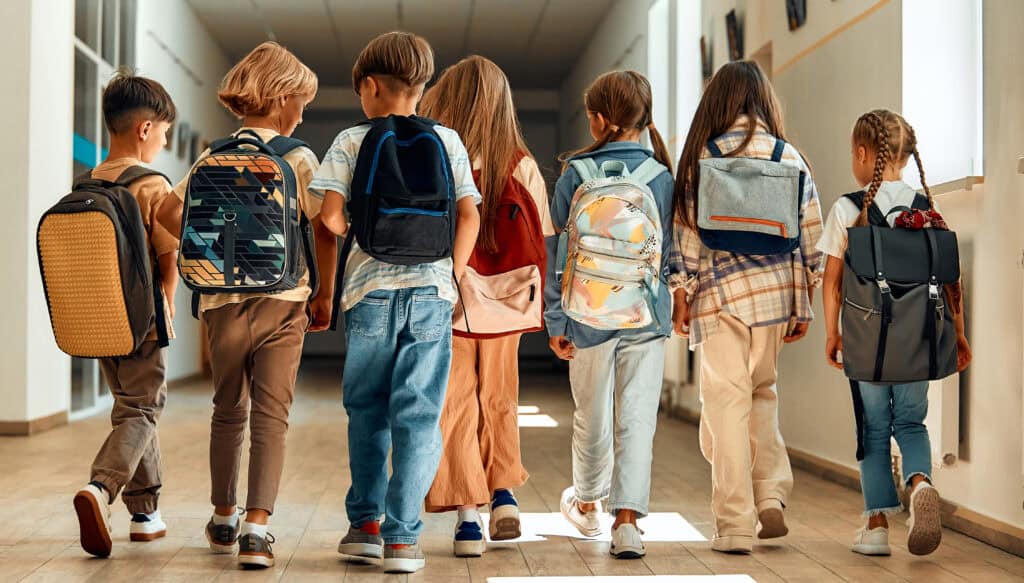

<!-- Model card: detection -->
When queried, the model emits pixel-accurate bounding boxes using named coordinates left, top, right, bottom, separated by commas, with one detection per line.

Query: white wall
left=560, top=0, right=650, bottom=151
left=134, top=0, right=235, bottom=381
left=0, top=0, right=74, bottom=424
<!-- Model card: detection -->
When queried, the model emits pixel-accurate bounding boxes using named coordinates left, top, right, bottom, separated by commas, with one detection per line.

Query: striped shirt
left=309, top=123, right=482, bottom=311
left=668, top=116, right=824, bottom=347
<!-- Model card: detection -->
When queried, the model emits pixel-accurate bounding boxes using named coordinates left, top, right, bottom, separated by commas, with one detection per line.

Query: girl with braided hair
left=818, top=109, right=971, bottom=557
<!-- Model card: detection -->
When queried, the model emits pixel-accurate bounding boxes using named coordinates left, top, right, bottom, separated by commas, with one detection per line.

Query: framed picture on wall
left=165, top=123, right=174, bottom=150
left=726, top=10, right=743, bottom=61
left=176, top=122, right=190, bottom=159
left=787, top=0, right=807, bottom=31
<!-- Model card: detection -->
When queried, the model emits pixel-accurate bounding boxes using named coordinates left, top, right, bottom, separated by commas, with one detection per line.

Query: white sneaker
left=453, top=514, right=486, bottom=557
left=74, top=483, right=112, bottom=557
left=609, top=523, right=645, bottom=559
left=130, top=510, right=167, bottom=542
left=711, top=534, right=753, bottom=554
left=852, top=526, right=891, bottom=555
left=907, top=483, right=942, bottom=555
left=559, top=486, right=602, bottom=537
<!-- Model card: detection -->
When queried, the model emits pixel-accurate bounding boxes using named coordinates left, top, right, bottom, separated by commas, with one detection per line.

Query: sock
left=212, top=511, right=239, bottom=527
left=240, top=521, right=268, bottom=539
left=457, top=508, right=481, bottom=525
left=357, top=520, right=380, bottom=535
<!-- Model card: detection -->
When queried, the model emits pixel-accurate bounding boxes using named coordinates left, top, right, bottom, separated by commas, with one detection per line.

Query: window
left=71, top=0, right=137, bottom=416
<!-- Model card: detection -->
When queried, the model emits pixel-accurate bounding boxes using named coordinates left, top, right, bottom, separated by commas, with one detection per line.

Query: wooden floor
left=2, top=361, right=1023, bottom=582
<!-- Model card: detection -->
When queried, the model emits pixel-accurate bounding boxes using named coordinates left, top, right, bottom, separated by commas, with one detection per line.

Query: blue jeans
left=342, top=287, right=453, bottom=544
left=857, top=381, right=932, bottom=516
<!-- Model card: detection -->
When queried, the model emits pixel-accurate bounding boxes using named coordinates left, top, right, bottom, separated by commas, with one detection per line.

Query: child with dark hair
left=73, top=68, right=178, bottom=558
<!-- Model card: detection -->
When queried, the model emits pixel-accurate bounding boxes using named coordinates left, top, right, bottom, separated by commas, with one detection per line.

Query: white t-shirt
left=817, top=180, right=936, bottom=259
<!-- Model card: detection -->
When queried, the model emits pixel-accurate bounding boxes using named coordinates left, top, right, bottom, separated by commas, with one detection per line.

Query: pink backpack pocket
left=453, top=264, right=542, bottom=337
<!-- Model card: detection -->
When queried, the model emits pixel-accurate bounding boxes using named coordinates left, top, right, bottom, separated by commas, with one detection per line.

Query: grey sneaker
left=338, top=522, right=384, bottom=559
left=238, top=532, right=275, bottom=568
left=610, top=523, right=646, bottom=559
left=205, top=517, right=240, bottom=554
left=382, top=543, right=425, bottom=573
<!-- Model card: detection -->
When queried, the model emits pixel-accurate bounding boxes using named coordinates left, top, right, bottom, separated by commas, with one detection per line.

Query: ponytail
left=856, top=112, right=891, bottom=226
left=647, top=122, right=674, bottom=174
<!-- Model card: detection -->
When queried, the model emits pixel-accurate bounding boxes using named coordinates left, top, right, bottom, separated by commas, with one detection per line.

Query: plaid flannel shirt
left=668, top=117, right=824, bottom=347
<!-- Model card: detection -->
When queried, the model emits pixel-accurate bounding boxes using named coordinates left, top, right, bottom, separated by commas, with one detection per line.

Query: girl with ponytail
left=668, top=60, right=825, bottom=554
left=545, top=70, right=675, bottom=559
left=818, top=110, right=971, bottom=557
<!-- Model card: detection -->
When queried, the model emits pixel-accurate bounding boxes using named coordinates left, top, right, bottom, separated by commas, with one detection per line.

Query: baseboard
left=0, top=409, right=69, bottom=436
left=167, top=372, right=206, bottom=389
left=663, top=406, right=1024, bottom=558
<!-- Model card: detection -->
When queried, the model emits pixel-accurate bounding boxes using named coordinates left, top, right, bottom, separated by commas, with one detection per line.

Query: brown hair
left=559, top=70, right=673, bottom=175
left=421, top=56, right=531, bottom=253
left=102, top=67, right=177, bottom=135
left=852, top=109, right=932, bottom=225
left=674, top=60, right=788, bottom=228
left=352, top=31, right=434, bottom=96
left=218, top=41, right=318, bottom=119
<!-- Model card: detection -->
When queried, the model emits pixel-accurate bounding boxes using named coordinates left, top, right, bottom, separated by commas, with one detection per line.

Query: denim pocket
left=347, top=296, right=390, bottom=338
left=409, top=294, right=450, bottom=342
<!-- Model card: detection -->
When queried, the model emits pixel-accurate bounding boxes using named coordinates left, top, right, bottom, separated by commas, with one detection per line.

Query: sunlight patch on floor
left=517, top=414, right=559, bottom=427
left=488, top=576, right=757, bottom=582
left=481, top=512, right=708, bottom=543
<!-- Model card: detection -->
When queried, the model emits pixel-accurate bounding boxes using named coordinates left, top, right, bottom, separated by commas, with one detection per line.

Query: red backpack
left=453, top=152, right=546, bottom=339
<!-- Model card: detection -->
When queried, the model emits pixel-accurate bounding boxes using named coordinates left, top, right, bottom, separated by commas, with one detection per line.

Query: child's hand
left=825, top=334, right=843, bottom=370
left=956, top=334, right=972, bottom=372
left=672, top=291, right=690, bottom=337
left=549, top=335, right=576, bottom=360
left=308, top=292, right=333, bottom=332
left=784, top=322, right=809, bottom=343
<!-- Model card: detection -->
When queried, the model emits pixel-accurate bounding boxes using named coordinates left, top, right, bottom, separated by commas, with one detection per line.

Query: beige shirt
left=473, top=155, right=555, bottom=237
left=91, top=157, right=177, bottom=339
left=173, top=127, right=323, bottom=313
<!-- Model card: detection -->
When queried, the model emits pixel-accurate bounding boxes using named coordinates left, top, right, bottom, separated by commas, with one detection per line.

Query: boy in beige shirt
left=73, top=70, right=179, bottom=558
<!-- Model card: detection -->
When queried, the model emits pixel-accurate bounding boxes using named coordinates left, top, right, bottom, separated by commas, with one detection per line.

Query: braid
left=858, top=112, right=890, bottom=226
left=905, top=124, right=934, bottom=210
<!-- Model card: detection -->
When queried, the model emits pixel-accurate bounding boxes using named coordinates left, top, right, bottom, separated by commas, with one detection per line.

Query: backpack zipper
left=708, top=215, right=788, bottom=237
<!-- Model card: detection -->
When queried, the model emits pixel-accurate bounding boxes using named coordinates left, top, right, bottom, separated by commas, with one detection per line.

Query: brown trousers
left=92, top=340, right=167, bottom=514
left=699, top=313, right=794, bottom=537
left=203, top=298, right=308, bottom=514
left=426, top=334, right=528, bottom=512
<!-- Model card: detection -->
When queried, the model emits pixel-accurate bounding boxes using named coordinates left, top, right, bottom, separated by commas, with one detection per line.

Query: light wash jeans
left=342, top=287, right=453, bottom=544
left=857, top=381, right=932, bottom=516
left=568, top=332, right=665, bottom=517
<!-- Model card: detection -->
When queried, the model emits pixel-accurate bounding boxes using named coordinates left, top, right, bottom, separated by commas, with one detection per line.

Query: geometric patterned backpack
left=178, top=130, right=318, bottom=316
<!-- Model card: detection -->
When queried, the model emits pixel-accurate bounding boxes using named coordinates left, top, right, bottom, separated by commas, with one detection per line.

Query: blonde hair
left=421, top=56, right=531, bottom=253
left=352, top=31, right=434, bottom=96
left=218, top=41, right=318, bottom=119
left=852, top=109, right=932, bottom=226
left=559, top=71, right=673, bottom=176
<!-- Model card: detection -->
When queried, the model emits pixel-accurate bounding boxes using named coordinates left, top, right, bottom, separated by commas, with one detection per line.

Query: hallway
left=2, top=364, right=1022, bottom=582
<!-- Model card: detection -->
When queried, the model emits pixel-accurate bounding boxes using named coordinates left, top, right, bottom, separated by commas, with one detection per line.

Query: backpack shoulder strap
left=911, top=193, right=931, bottom=210
left=842, top=191, right=888, bottom=227
left=770, top=138, right=786, bottom=162
left=705, top=139, right=724, bottom=158
left=630, top=157, right=669, bottom=185
left=569, top=158, right=602, bottom=182
left=267, top=136, right=310, bottom=158
left=115, top=165, right=170, bottom=188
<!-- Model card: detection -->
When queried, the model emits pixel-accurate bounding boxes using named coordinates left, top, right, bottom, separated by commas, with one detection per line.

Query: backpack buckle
left=928, top=282, right=940, bottom=300
left=876, top=277, right=891, bottom=294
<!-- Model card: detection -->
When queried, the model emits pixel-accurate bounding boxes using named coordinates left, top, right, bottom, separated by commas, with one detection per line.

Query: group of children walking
left=57, top=29, right=970, bottom=574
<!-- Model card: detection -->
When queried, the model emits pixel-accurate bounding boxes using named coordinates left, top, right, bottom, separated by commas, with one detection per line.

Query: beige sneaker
left=74, top=483, right=112, bottom=557
left=711, top=534, right=753, bottom=554
left=907, top=483, right=942, bottom=555
left=757, top=500, right=789, bottom=539
left=852, top=526, right=891, bottom=556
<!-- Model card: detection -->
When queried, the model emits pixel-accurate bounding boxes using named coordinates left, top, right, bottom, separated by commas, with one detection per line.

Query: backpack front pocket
left=370, top=193, right=451, bottom=258
left=563, top=266, right=653, bottom=330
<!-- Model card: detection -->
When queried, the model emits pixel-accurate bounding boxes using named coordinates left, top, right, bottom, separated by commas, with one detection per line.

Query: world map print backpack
left=555, top=156, right=668, bottom=330
left=178, top=130, right=318, bottom=316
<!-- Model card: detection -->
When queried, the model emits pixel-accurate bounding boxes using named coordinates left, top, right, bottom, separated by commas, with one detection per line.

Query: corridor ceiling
left=186, top=0, right=616, bottom=89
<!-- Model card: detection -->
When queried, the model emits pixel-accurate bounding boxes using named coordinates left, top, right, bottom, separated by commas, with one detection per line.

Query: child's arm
left=822, top=255, right=844, bottom=369
left=544, top=170, right=577, bottom=360
left=949, top=285, right=972, bottom=371
left=319, top=191, right=348, bottom=237
left=157, top=251, right=178, bottom=319
left=308, top=214, right=338, bottom=331
left=668, top=199, right=702, bottom=337
left=453, top=197, right=480, bottom=280
left=155, top=194, right=183, bottom=243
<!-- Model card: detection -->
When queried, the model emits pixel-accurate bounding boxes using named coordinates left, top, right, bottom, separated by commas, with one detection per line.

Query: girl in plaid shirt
left=669, top=61, right=824, bottom=554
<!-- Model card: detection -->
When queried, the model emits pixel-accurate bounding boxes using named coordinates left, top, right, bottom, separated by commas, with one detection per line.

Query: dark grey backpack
left=841, top=191, right=960, bottom=384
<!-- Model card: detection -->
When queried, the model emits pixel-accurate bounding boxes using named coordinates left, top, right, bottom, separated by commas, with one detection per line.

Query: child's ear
left=857, top=144, right=869, bottom=164
left=138, top=119, right=153, bottom=141
left=363, top=76, right=379, bottom=98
